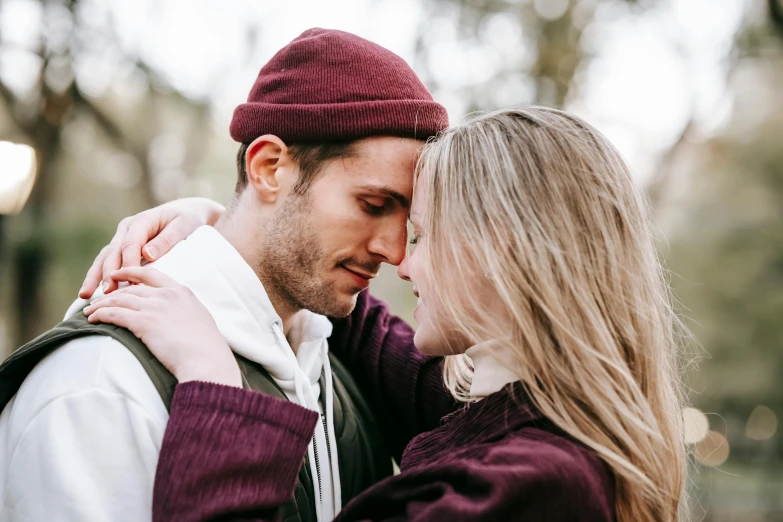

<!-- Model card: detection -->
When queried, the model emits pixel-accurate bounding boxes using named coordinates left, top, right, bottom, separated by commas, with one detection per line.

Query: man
left=0, top=28, right=448, bottom=522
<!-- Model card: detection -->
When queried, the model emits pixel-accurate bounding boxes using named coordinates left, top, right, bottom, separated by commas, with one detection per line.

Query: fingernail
left=79, top=286, right=86, bottom=295
left=102, top=281, right=110, bottom=292
left=145, top=247, right=158, bottom=260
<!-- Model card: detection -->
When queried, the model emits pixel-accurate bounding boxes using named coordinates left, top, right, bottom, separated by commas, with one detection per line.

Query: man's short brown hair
left=234, top=141, right=356, bottom=195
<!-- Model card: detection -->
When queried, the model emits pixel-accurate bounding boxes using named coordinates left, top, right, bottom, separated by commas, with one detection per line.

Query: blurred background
left=0, top=0, right=781, bottom=519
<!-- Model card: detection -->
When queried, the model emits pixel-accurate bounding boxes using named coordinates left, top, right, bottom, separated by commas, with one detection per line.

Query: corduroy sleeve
left=328, top=291, right=458, bottom=461
left=152, top=381, right=318, bottom=522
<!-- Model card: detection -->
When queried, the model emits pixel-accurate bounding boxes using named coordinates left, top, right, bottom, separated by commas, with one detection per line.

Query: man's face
left=259, top=137, right=421, bottom=317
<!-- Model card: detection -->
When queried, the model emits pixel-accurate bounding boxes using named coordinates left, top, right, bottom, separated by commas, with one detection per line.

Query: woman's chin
left=413, top=328, right=440, bottom=355
left=413, top=327, right=461, bottom=356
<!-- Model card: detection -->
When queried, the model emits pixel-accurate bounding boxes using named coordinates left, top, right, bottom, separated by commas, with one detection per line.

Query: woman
left=84, top=107, right=688, bottom=521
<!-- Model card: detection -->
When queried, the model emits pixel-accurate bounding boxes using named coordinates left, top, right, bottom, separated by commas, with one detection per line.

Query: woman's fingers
left=84, top=292, right=147, bottom=314
left=99, top=218, right=134, bottom=294
left=109, top=283, right=158, bottom=298
left=79, top=246, right=109, bottom=298
left=141, top=217, right=187, bottom=262
left=119, top=236, right=144, bottom=273
left=110, top=266, right=180, bottom=289
left=79, top=199, right=223, bottom=298
left=86, top=306, right=137, bottom=330
left=101, top=248, right=124, bottom=294
left=120, top=208, right=173, bottom=265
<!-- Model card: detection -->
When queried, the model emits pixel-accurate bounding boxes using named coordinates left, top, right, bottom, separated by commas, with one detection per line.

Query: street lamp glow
left=0, top=141, right=37, bottom=215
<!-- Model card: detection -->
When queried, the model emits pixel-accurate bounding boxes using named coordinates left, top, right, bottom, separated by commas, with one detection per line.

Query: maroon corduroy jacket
left=152, top=292, right=616, bottom=521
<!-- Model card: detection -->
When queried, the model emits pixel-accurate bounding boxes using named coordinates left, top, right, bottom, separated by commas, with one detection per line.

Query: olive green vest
left=0, top=313, right=392, bottom=522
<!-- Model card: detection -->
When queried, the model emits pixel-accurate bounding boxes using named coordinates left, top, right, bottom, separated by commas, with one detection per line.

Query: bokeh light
left=683, top=407, right=710, bottom=444
left=745, top=405, right=778, bottom=441
left=0, top=141, right=37, bottom=215
left=695, top=431, right=730, bottom=467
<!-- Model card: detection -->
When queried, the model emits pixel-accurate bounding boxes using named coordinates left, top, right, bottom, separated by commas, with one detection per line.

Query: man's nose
left=368, top=221, right=407, bottom=266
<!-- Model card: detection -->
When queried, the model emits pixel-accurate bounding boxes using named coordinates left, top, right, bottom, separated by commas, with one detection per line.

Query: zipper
left=315, top=413, right=331, bottom=521
left=322, top=413, right=332, bottom=463
left=313, top=434, right=323, bottom=512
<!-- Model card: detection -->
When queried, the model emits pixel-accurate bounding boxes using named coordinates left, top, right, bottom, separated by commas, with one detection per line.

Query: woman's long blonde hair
left=416, top=107, right=687, bottom=522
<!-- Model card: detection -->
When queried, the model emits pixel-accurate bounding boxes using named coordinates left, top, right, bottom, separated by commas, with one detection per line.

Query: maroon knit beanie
left=230, top=28, right=448, bottom=144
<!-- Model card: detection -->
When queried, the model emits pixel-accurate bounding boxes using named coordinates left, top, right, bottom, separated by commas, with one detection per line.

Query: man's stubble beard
left=255, top=194, right=356, bottom=318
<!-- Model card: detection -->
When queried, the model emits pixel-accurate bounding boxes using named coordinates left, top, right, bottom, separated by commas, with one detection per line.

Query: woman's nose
left=397, top=254, right=411, bottom=282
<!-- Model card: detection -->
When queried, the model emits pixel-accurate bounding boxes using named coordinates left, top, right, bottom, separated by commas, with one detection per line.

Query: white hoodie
left=0, top=226, right=341, bottom=522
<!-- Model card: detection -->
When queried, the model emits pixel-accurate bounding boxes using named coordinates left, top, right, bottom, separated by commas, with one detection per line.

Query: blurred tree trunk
left=0, top=215, right=5, bottom=266
left=770, top=0, right=783, bottom=38
left=6, top=88, right=66, bottom=345
left=531, top=7, right=583, bottom=107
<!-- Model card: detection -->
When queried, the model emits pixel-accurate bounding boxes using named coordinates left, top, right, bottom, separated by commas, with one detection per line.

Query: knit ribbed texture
left=152, top=381, right=318, bottom=522
left=230, top=28, right=449, bottom=143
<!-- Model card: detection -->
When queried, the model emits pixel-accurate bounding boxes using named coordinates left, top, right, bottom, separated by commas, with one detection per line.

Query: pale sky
left=0, top=0, right=746, bottom=183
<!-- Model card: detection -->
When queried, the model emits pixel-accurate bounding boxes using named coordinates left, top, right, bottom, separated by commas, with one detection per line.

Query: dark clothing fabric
left=153, top=291, right=616, bottom=521
left=230, top=28, right=448, bottom=144
left=0, top=311, right=392, bottom=522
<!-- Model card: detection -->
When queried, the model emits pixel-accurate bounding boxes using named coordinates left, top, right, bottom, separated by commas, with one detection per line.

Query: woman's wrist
left=166, top=197, right=225, bottom=227
left=201, top=198, right=226, bottom=226
left=177, top=359, right=242, bottom=388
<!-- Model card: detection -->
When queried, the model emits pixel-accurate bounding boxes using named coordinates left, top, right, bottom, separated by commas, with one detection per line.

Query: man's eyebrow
left=356, top=185, right=410, bottom=208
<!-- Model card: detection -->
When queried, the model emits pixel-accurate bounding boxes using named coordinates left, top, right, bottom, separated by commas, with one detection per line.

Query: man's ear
left=245, top=135, right=289, bottom=203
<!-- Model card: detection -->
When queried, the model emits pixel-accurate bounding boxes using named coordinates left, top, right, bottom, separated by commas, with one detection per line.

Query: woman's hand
left=83, top=266, right=242, bottom=388
left=80, top=197, right=225, bottom=298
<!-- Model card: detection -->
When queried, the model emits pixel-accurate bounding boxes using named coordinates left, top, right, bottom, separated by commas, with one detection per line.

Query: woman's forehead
left=409, top=182, right=429, bottom=224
